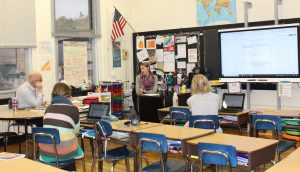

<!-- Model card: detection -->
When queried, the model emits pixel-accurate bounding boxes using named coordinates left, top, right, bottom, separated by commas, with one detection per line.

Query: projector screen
left=219, top=25, right=300, bottom=81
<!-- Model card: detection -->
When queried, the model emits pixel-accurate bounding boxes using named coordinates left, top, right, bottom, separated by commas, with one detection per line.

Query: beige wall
left=32, top=0, right=300, bottom=108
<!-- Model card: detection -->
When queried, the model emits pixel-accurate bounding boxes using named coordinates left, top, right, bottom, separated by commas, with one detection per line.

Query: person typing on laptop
left=184, top=74, right=222, bottom=133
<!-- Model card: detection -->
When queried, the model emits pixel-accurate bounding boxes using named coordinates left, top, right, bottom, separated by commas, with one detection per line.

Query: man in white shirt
left=16, top=71, right=43, bottom=109
left=15, top=71, right=44, bottom=127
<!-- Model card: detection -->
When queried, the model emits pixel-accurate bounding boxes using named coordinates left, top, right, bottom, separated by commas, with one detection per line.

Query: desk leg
left=25, top=120, right=28, bottom=158
left=133, top=147, right=138, bottom=172
left=239, top=127, right=242, bottom=135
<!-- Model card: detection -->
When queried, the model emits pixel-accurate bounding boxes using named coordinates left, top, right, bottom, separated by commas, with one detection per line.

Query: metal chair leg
left=111, top=161, right=116, bottom=172
left=125, top=158, right=130, bottom=172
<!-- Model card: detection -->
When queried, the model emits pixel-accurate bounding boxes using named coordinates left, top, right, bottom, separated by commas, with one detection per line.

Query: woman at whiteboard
left=135, top=61, right=158, bottom=95
left=185, top=74, right=222, bottom=133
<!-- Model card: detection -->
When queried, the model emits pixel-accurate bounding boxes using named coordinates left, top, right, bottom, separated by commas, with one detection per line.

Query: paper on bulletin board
left=187, top=63, right=196, bottom=74
left=63, top=41, right=88, bottom=86
left=164, top=62, right=175, bottom=72
left=156, top=62, right=164, bottom=71
left=175, top=36, right=187, bottom=43
left=163, top=51, right=175, bottom=62
left=177, top=61, right=186, bottom=69
left=187, top=36, right=198, bottom=45
left=156, top=49, right=164, bottom=62
left=188, top=49, right=198, bottom=62
left=136, top=49, right=149, bottom=62
left=136, top=36, right=145, bottom=50
left=163, top=35, right=175, bottom=51
left=177, top=44, right=186, bottom=58
left=278, top=81, right=292, bottom=97
left=156, top=35, right=164, bottom=45
left=146, top=39, right=156, bottom=49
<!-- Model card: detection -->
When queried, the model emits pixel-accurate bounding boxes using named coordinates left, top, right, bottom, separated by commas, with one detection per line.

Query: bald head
left=28, top=71, right=42, bottom=88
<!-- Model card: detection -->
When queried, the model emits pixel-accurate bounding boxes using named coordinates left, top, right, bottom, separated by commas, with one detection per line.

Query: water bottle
left=172, top=92, right=178, bottom=107
left=11, top=97, right=19, bottom=111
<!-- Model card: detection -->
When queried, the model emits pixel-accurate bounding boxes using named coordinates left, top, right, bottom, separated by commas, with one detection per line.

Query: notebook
left=219, top=93, right=245, bottom=113
left=80, top=102, right=110, bottom=124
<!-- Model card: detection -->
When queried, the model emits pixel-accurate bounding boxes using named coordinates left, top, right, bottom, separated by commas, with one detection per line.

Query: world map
left=197, top=0, right=237, bottom=26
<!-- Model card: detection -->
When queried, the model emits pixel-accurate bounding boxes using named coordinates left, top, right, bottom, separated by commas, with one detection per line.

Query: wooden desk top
left=255, top=109, right=300, bottom=117
left=0, top=158, right=65, bottom=172
left=134, top=125, right=214, bottom=141
left=0, top=109, right=44, bottom=120
left=110, top=120, right=163, bottom=132
left=266, top=147, right=300, bottom=172
left=186, top=133, right=278, bottom=154
left=157, top=106, right=249, bottom=116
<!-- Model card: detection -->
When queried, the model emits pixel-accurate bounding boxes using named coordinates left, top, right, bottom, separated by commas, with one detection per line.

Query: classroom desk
left=0, top=158, right=65, bottom=172
left=80, top=120, right=163, bottom=172
left=157, top=107, right=250, bottom=135
left=0, top=109, right=44, bottom=157
left=185, top=133, right=278, bottom=171
left=266, top=147, right=300, bottom=172
left=133, top=125, right=214, bottom=171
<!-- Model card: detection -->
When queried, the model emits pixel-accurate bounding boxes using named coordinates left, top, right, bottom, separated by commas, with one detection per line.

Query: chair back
left=169, top=107, right=191, bottom=120
left=94, top=120, right=113, bottom=159
left=137, top=132, right=168, bottom=171
left=197, top=143, right=237, bottom=170
left=32, top=127, right=60, bottom=167
left=252, top=115, right=282, bottom=138
left=189, top=115, right=219, bottom=131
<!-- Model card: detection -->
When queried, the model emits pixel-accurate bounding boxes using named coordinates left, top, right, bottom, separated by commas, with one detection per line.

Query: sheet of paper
left=187, top=36, right=198, bottom=45
left=156, top=49, right=164, bottom=62
left=175, top=36, right=187, bottom=43
left=278, top=81, right=292, bottom=97
left=164, top=62, right=175, bottom=72
left=187, top=63, right=196, bottom=74
left=163, top=51, right=175, bottom=62
left=156, top=62, right=164, bottom=71
left=163, top=35, right=175, bottom=51
left=136, top=49, right=149, bottom=62
left=177, top=44, right=186, bottom=58
left=228, top=82, right=241, bottom=93
left=146, top=39, right=156, bottom=49
left=188, top=48, right=198, bottom=62
left=177, top=61, right=186, bottom=69
left=156, top=35, right=164, bottom=45
left=136, top=36, right=145, bottom=50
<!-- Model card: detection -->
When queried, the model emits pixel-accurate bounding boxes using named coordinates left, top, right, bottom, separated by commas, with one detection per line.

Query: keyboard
left=218, top=108, right=243, bottom=113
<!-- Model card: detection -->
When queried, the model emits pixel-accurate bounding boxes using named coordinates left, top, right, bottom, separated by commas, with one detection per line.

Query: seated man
left=15, top=71, right=44, bottom=127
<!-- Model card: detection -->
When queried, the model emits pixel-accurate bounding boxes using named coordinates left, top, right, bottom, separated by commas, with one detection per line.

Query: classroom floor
left=2, top=128, right=298, bottom=172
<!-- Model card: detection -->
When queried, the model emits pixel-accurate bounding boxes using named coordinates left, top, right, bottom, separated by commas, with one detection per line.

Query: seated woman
left=39, top=83, right=83, bottom=171
left=135, top=61, right=158, bottom=95
left=185, top=74, right=222, bottom=133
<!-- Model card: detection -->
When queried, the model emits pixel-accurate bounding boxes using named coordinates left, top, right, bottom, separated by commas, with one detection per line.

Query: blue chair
left=196, top=143, right=237, bottom=172
left=137, top=132, right=185, bottom=172
left=252, top=115, right=297, bottom=161
left=169, top=107, right=191, bottom=126
left=189, top=115, right=220, bottom=132
left=32, top=127, right=86, bottom=171
left=92, top=120, right=134, bottom=172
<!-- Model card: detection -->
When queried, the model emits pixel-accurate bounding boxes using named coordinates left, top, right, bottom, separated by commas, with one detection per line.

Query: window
left=53, top=0, right=97, bottom=36
left=0, top=48, right=30, bottom=97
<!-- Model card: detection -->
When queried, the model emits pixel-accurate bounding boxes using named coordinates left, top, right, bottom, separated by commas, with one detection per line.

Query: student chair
left=137, top=132, right=186, bottom=172
left=0, top=132, right=20, bottom=152
left=32, top=127, right=86, bottom=171
left=92, top=120, right=134, bottom=172
left=169, top=107, right=191, bottom=126
left=252, top=115, right=297, bottom=161
left=195, top=143, right=237, bottom=172
left=189, top=115, right=219, bottom=132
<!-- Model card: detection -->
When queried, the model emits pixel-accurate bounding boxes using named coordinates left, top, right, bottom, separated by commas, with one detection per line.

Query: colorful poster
left=40, top=56, right=51, bottom=71
left=39, top=41, right=51, bottom=71
left=146, top=39, right=156, bottom=49
left=136, top=36, right=145, bottom=50
left=197, top=0, right=237, bottom=26
left=113, top=42, right=121, bottom=68
left=163, top=35, right=175, bottom=51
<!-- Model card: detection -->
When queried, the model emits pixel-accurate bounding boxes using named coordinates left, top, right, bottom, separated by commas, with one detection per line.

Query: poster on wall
left=113, top=42, right=121, bottom=68
left=39, top=41, right=51, bottom=71
left=136, top=36, right=145, bottom=50
left=197, top=0, right=237, bottom=26
left=63, top=41, right=88, bottom=86
left=163, top=35, right=175, bottom=51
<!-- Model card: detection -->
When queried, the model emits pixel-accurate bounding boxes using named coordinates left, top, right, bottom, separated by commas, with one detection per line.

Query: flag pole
left=114, top=6, right=139, bottom=37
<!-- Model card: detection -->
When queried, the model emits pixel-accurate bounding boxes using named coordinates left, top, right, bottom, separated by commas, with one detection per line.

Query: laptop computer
left=218, top=93, right=245, bottom=113
left=80, top=102, right=110, bottom=124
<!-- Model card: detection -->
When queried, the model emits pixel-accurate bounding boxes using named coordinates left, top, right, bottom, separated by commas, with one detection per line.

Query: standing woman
left=186, top=74, right=222, bottom=132
left=39, top=83, right=83, bottom=171
left=135, top=61, right=158, bottom=95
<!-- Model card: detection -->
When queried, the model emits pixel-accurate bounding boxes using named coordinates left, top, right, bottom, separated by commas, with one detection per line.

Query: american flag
left=111, top=9, right=127, bottom=41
